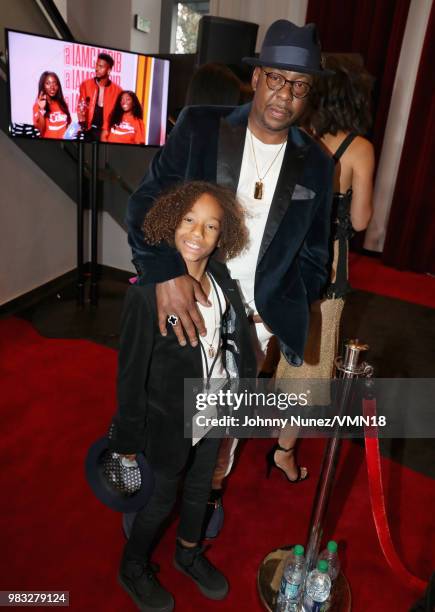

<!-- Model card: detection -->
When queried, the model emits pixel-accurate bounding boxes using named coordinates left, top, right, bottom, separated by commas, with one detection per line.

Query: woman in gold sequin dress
left=268, top=56, right=375, bottom=482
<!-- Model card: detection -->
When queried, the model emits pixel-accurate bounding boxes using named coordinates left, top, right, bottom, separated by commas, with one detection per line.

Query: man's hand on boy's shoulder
left=156, top=275, right=210, bottom=347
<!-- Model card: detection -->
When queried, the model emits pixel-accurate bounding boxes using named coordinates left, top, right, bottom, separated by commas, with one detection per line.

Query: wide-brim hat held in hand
left=85, top=437, right=154, bottom=513
left=243, top=20, right=333, bottom=76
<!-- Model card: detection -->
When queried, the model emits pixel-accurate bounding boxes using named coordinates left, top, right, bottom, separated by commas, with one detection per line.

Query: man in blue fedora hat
left=126, top=19, right=334, bottom=538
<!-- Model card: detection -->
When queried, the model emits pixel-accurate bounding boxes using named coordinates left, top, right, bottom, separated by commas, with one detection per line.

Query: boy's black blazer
left=108, top=259, right=256, bottom=458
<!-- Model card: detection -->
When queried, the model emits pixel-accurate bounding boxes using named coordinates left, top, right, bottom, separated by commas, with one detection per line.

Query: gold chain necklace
left=249, top=130, right=286, bottom=199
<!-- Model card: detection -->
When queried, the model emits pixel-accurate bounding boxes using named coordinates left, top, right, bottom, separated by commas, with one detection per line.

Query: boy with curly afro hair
left=109, top=181, right=256, bottom=611
left=143, top=180, right=248, bottom=261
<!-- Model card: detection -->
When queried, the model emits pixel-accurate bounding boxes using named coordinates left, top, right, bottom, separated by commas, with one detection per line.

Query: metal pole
left=300, top=340, right=373, bottom=610
left=90, top=141, right=99, bottom=306
left=76, top=141, right=85, bottom=307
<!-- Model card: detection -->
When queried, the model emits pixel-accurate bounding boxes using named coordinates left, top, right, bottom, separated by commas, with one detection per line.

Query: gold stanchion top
left=345, top=338, right=369, bottom=352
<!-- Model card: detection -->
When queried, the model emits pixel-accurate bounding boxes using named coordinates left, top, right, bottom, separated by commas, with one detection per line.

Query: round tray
left=257, top=546, right=351, bottom=611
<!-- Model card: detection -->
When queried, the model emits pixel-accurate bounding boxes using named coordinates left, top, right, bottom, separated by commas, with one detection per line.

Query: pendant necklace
left=202, top=273, right=219, bottom=358
left=249, top=130, right=286, bottom=200
left=199, top=273, right=223, bottom=390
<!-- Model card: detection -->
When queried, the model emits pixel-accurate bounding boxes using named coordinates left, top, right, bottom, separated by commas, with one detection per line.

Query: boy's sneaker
left=118, top=560, right=174, bottom=612
left=174, top=542, right=229, bottom=600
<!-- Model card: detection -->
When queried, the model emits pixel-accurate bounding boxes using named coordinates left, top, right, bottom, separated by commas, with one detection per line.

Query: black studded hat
left=85, top=437, right=154, bottom=513
left=243, top=20, right=333, bottom=76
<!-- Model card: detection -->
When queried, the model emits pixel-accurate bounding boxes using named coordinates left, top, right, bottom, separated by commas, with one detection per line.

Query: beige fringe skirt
left=276, top=298, right=345, bottom=406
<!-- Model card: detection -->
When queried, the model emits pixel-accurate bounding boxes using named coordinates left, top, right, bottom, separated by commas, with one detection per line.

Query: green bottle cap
left=318, top=560, right=329, bottom=572
left=327, top=541, right=338, bottom=553
left=294, top=545, right=304, bottom=556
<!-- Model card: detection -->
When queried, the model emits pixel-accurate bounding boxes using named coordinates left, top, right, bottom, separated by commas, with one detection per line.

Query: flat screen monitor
left=5, top=29, right=170, bottom=146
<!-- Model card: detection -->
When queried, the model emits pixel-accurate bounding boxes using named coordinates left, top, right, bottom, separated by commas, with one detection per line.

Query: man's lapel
left=257, top=137, right=310, bottom=264
left=216, top=118, right=247, bottom=191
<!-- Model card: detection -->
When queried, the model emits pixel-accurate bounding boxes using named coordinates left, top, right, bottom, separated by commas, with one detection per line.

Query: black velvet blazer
left=108, top=259, right=256, bottom=457
left=126, top=104, right=334, bottom=366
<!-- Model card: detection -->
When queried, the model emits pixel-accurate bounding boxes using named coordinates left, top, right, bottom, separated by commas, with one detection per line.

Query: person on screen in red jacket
left=33, top=71, right=71, bottom=139
left=77, top=52, right=122, bottom=141
left=107, top=91, right=145, bottom=145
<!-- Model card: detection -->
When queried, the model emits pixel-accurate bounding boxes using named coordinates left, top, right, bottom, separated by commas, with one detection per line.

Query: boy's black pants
left=122, top=436, right=221, bottom=564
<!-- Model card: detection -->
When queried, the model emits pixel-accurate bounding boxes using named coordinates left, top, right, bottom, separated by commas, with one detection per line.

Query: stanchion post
left=76, top=141, right=85, bottom=307
left=90, top=141, right=99, bottom=306
left=299, top=340, right=373, bottom=611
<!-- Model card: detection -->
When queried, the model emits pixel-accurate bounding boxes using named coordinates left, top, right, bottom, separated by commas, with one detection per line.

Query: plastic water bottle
left=303, top=560, right=331, bottom=611
left=318, top=541, right=340, bottom=581
left=276, top=544, right=305, bottom=611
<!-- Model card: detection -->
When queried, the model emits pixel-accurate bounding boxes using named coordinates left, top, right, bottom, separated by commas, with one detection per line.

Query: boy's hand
left=156, top=275, right=209, bottom=347
left=120, top=454, right=137, bottom=461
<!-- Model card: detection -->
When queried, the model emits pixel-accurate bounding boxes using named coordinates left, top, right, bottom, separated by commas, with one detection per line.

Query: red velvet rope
left=362, top=397, right=427, bottom=591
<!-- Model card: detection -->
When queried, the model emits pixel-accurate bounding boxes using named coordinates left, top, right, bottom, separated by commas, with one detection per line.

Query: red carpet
left=1, top=317, right=434, bottom=611
left=349, top=253, right=435, bottom=308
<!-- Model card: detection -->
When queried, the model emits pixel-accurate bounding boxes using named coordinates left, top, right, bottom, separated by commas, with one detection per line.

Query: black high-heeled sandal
left=265, top=443, right=309, bottom=483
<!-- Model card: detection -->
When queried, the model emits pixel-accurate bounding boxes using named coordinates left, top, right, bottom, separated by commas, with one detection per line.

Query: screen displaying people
left=7, top=30, right=169, bottom=146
